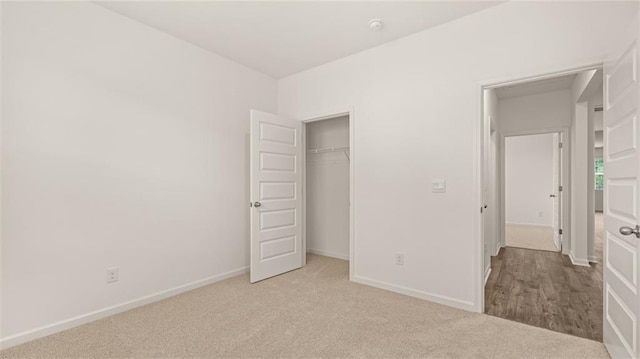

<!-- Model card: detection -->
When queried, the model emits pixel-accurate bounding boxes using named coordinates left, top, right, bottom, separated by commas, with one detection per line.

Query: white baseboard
left=352, top=275, right=475, bottom=312
left=0, top=266, right=249, bottom=350
left=307, top=248, right=349, bottom=261
left=569, top=252, right=591, bottom=267
left=484, top=267, right=492, bottom=285
left=506, top=222, right=552, bottom=228
left=493, top=245, right=502, bottom=256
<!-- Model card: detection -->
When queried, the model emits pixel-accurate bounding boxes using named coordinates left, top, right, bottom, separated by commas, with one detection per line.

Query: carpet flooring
left=506, top=224, right=558, bottom=252
left=1, top=255, right=609, bottom=359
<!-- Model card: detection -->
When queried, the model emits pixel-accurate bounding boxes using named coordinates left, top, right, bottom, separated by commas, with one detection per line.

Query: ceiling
left=495, top=73, right=578, bottom=99
left=95, top=1, right=502, bottom=78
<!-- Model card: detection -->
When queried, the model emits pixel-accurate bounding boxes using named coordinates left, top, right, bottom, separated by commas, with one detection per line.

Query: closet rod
left=307, top=146, right=350, bottom=154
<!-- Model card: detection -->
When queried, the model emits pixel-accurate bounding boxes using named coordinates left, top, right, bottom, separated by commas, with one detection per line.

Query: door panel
left=552, top=133, right=561, bottom=250
left=250, top=110, right=303, bottom=283
left=603, top=11, right=640, bottom=359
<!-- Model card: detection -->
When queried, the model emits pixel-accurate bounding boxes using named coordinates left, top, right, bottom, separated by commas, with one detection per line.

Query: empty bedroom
left=1, top=1, right=639, bottom=358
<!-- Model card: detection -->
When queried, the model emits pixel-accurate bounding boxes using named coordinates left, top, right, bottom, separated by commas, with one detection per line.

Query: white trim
left=484, top=267, right=492, bottom=285
left=505, top=222, right=553, bottom=228
left=589, top=256, right=600, bottom=263
left=482, top=63, right=603, bottom=90
left=0, top=266, right=248, bottom=350
left=301, top=107, right=355, bottom=281
left=475, top=62, right=604, bottom=313
left=307, top=248, right=349, bottom=261
left=569, top=252, right=591, bottom=267
left=352, top=275, right=476, bottom=312
left=473, top=82, right=484, bottom=313
left=494, top=245, right=502, bottom=257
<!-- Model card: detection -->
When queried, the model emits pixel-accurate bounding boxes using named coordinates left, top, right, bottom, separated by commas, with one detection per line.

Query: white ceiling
left=95, top=1, right=502, bottom=78
left=495, top=73, right=578, bottom=99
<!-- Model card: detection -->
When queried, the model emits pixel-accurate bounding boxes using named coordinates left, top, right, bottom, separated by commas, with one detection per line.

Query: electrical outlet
left=106, top=267, right=119, bottom=284
left=395, top=253, right=404, bottom=266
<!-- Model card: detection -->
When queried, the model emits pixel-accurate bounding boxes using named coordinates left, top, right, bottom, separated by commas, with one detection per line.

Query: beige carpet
left=506, top=224, right=559, bottom=252
left=1, top=255, right=609, bottom=359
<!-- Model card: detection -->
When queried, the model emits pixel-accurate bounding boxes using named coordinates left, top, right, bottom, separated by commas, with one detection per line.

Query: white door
left=250, top=110, right=303, bottom=283
left=552, top=133, right=562, bottom=251
left=603, top=12, right=640, bottom=359
left=482, top=113, right=491, bottom=274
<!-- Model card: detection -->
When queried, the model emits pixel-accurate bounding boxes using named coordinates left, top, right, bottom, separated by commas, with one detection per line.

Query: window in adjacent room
left=595, top=157, right=604, bottom=190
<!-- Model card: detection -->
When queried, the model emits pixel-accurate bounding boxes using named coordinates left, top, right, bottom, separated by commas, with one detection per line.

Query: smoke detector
left=369, top=19, right=383, bottom=31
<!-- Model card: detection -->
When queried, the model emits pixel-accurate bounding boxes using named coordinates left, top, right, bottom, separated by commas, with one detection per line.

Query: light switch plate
left=432, top=179, right=446, bottom=193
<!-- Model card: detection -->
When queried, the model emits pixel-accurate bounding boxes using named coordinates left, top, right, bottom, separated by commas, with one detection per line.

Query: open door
left=552, top=133, right=563, bottom=251
left=249, top=110, right=303, bottom=283
left=603, top=11, right=640, bottom=359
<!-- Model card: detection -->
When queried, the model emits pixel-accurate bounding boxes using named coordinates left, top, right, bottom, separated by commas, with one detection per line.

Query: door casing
left=475, top=63, right=603, bottom=313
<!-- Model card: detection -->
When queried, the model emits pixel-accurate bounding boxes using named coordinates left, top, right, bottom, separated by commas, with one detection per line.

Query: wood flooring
left=485, top=214, right=603, bottom=342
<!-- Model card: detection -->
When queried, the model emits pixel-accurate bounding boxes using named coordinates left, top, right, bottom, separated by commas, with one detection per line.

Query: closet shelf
left=307, top=146, right=349, bottom=154
left=307, top=147, right=350, bottom=161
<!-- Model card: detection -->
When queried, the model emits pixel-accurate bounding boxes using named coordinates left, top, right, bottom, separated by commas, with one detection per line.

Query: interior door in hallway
left=249, top=110, right=303, bottom=283
left=552, top=132, right=563, bottom=251
left=603, top=11, right=640, bottom=359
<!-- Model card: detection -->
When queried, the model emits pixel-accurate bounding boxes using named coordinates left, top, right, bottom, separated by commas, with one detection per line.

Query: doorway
left=479, top=67, right=605, bottom=342
left=504, top=132, right=562, bottom=252
left=304, top=116, right=351, bottom=262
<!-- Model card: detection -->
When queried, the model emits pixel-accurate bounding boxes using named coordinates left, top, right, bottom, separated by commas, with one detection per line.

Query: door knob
left=550, top=194, right=557, bottom=198
left=253, top=201, right=262, bottom=208
left=619, top=225, right=640, bottom=238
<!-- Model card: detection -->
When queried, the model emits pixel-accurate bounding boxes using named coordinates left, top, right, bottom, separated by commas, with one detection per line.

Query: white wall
left=497, top=89, right=572, bottom=134
left=277, top=1, right=637, bottom=311
left=505, top=134, right=554, bottom=227
left=306, top=116, right=350, bottom=260
left=1, top=2, right=276, bottom=345
left=570, top=70, right=601, bottom=265
left=496, top=88, right=572, bottom=253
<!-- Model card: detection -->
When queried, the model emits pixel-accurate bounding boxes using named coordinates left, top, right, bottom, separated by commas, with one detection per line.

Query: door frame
left=474, top=63, right=603, bottom=313
left=301, top=108, right=355, bottom=281
left=499, top=128, right=570, bottom=255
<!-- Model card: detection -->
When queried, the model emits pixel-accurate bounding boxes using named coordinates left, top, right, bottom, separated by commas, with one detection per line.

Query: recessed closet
left=305, top=116, right=350, bottom=260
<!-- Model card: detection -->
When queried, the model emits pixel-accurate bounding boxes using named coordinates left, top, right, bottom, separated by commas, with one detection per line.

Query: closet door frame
left=301, top=108, right=355, bottom=281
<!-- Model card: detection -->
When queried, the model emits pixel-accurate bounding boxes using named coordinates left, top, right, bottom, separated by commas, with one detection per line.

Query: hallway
left=485, top=213, right=603, bottom=341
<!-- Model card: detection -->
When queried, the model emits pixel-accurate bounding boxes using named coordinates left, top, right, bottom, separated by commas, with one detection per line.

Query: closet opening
left=303, top=114, right=352, bottom=274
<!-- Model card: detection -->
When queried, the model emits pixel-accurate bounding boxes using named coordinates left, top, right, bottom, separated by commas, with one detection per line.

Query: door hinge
left=559, top=142, right=564, bottom=149
left=559, top=186, right=563, bottom=192
left=559, top=229, right=563, bottom=235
